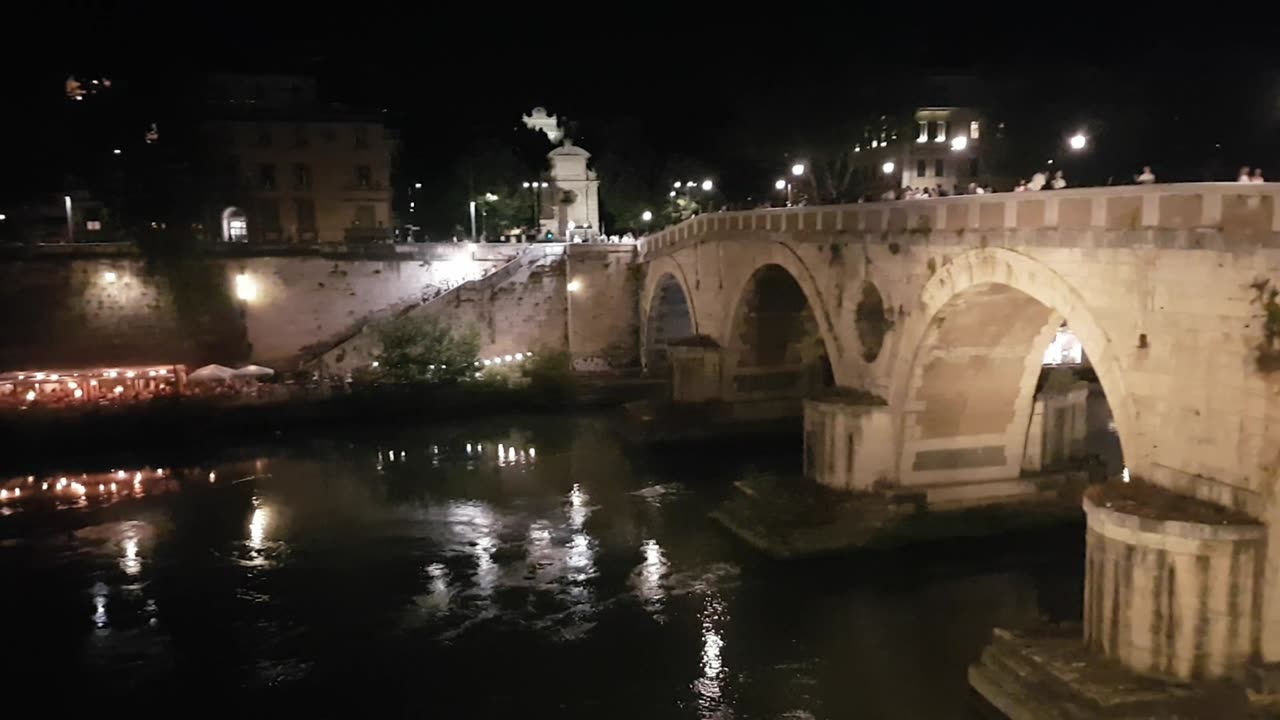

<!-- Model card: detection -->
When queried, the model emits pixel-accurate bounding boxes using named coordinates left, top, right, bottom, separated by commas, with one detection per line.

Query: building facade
left=851, top=106, right=995, bottom=196
left=200, top=75, right=396, bottom=245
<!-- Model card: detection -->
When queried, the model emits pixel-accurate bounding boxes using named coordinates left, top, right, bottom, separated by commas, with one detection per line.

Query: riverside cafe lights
left=0, top=365, right=186, bottom=409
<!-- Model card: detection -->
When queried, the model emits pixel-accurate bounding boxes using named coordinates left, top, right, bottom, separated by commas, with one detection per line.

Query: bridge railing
left=638, top=182, right=1280, bottom=260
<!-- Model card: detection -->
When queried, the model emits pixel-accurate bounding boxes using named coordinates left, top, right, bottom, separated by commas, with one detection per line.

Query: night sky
left=4, top=7, right=1278, bottom=232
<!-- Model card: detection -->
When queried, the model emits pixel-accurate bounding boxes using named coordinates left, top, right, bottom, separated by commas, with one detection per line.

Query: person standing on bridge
left=1238, top=166, right=1253, bottom=183
left=1135, top=166, right=1156, bottom=184
left=1051, top=170, right=1067, bottom=189
left=1252, top=168, right=1266, bottom=183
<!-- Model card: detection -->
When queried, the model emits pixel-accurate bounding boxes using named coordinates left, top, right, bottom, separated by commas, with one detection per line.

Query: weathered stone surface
left=1083, top=486, right=1265, bottom=682
left=970, top=625, right=1265, bottom=719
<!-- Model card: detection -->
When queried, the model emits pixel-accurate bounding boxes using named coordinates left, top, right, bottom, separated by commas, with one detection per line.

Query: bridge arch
left=723, top=253, right=840, bottom=395
left=888, top=247, right=1137, bottom=485
left=643, top=272, right=696, bottom=370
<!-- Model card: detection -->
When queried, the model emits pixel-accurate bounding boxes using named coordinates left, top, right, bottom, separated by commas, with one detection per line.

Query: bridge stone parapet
left=640, top=183, right=1280, bottom=261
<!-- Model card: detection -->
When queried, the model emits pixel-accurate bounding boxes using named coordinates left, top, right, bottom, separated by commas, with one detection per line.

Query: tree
left=374, top=314, right=480, bottom=384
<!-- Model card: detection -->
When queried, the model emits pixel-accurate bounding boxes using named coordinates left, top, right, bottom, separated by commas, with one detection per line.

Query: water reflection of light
left=419, top=562, right=452, bottom=614
left=634, top=539, right=669, bottom=609
left=694, top=593, right=729, bottom=713
left=249, top=504, right=270, bottom=550
left=568, top=484, right=589, bottom=530
left=121, top=536, right=141, bottom=576
left=92, top=582, right=109, bottom=628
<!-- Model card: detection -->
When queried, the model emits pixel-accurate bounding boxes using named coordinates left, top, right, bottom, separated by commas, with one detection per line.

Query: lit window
left=917, top=121, right=928, bottom=143
left=86, top=220, right=102, bottom=231
left=970, top=120, right=980, bottom=139
left=935, top=120, right=947, bottom=142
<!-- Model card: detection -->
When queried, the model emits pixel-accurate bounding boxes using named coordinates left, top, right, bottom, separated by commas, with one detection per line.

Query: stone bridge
left=638, top=183, right=1280, bottom=688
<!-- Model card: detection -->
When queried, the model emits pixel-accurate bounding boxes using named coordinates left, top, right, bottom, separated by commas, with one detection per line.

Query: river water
left=0, top=414, right=1083, bottom=718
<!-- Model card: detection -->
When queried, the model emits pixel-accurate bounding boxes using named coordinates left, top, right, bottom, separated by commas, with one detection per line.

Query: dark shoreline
left=0, top=378, right=660, bottom=477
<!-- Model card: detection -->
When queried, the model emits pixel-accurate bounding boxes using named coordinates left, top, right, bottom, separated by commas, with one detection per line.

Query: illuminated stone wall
left=0, top=245, right=515, bottom=372
left=313, top=246, right=574, bottom=375
left=565, top=244, right=639, bottom=371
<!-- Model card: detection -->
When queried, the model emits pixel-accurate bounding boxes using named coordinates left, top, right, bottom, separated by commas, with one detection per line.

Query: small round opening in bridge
left=731, top=264, right=834, bottom=394
left=644, top=274, right=694, bottom=372
left=854, top=282, right=889, bottom=363
left=221, top=206, right=248, bottom=243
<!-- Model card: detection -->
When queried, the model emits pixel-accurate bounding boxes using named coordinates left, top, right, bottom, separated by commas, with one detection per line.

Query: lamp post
left=775, top=163, right=806, bottom=206
left=522, top=181, right=549, bottom=241
left=1068, top=132, right=1088, bottom=151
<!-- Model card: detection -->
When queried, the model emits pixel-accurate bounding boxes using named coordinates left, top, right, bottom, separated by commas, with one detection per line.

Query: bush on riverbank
left=373, top=315, right=480, bottom=384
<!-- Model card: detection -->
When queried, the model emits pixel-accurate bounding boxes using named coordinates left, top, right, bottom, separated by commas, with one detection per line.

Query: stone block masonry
left=0, top=244, right=515, bottom=372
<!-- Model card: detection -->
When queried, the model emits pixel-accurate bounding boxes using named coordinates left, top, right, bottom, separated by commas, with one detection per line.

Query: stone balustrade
left=639, top=183, right=1280, bottom=261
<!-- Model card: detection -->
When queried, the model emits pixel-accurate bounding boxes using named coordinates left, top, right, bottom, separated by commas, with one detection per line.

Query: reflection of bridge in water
left=638, top=183, right=1280, bottom=705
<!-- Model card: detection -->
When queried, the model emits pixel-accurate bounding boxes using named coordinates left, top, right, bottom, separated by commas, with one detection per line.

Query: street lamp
left=775, top=178, right=796, bottom=206
left=791, top=163, right=806, bottom=177
left=641, top=210, right=653, bottom=223
left=701, top=179, right=713, bottom=191
left=882, top=161, right=896, bottom=175
left=414, top=182, right=422, bottom=189
left=522, top=181, right=549, bottom=239
left=950, top=136, right=968, bottom=151
left=1069, top=132, right=1088, bottom=151
left=673, top=181, right=682, bottom=189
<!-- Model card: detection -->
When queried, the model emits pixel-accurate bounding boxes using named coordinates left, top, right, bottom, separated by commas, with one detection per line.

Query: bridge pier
left=802, top=395, right=893, bottom=492
left=1083, top=491, right=1265, bottom=682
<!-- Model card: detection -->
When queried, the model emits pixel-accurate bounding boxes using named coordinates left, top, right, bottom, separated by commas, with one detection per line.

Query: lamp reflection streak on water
left=694, top=593, right=729, bottom=716
left=248, top=500, right=270, bottom=552
left=92, top=581, right=110, bottom=628
left=568, top=483, right=589, bottom=530
left=633, top=539, right=669, bottom=612
left=121, top=534, right=141, bottom=576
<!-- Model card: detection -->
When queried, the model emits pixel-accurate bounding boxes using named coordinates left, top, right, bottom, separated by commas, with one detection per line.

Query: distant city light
left=791, top=163, right=805, bottom=177
left=685, top=181, right=695, bottom=188
left=669, top=191, right=677, bottom=197
left=673, top=181, right=682, bottom=189
left=950, top=136, right=968, bottom=151
left=1069, top=133, right=1088, bottom=151
left=774, top=179, right=787, bottom=190
left=882, top=161, right=896, bottom=174
left=414, top=182, right=423, bottom=189
left=112, top=149, right=122, bottom=155
left=701, top=179, right=713, bottom=191
left=0, top=214, right=6, bottom=221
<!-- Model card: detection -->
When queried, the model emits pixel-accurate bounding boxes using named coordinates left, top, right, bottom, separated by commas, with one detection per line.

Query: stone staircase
left=300, top=244, right=563, bottom=374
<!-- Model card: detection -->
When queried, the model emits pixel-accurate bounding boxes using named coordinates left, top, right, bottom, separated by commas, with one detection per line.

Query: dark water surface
left=0, top=414, right=1083, bottom=718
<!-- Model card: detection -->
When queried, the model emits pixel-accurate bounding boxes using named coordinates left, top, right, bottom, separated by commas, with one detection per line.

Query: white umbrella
left=188, top=364, right=237, bottom=382
left=235, top=364, right=275, bottom=379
